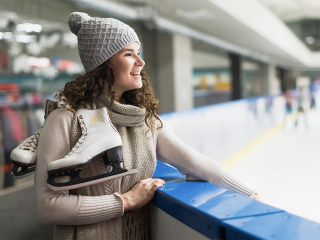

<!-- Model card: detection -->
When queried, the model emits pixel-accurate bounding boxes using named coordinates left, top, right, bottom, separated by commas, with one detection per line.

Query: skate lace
left=55, top=92, right=71, bottom=109
left=20, top=127, right=43, bottom=152
left=64, top=113, right=88, bottom=158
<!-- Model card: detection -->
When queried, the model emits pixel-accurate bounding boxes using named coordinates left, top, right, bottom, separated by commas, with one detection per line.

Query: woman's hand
left=121, top=178, right=165, bottom=211
left=253, top=193, right=263, bottom=202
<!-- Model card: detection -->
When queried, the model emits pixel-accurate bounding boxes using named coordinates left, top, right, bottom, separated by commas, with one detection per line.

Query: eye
left=125, top=52, right=140, bottom=57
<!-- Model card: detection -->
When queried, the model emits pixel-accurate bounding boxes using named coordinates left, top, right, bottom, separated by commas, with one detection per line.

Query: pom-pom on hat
left=68, top=12, right=140, bottom=72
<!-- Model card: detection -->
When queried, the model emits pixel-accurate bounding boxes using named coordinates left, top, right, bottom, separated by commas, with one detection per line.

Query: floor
left=226, top=107, right=320, bottom=224
left=0, top=181, right=53, bottom=240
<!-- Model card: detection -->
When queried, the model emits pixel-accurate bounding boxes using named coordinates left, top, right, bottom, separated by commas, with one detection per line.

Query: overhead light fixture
left=0, top=32, right=14, bottom=41
left=16, top=35, right=37, bottom=43
left=305, top=36, right=315, bottom=45
left=175, top=8, right=215, bottom=20
left=16, top=23, right=42, bottom=33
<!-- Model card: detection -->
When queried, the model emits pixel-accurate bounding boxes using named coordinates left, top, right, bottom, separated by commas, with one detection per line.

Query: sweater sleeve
left=156, top=123, right=256, bottom=197
left=35, top=108, right=124, bottom=226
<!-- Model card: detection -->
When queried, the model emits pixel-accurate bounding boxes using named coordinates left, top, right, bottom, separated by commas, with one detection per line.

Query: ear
left=106, top=59, right=114, bottom=70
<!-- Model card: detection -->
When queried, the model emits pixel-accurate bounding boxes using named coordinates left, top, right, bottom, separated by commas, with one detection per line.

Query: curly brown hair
left=61, top=61, right=162, bottom=134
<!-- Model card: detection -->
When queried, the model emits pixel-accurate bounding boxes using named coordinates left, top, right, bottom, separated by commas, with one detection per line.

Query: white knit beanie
left=68, top=12, right=141, bottom=72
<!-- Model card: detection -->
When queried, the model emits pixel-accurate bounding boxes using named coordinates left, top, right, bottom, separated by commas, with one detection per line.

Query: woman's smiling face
left=107, top=41, right=145, bottom=95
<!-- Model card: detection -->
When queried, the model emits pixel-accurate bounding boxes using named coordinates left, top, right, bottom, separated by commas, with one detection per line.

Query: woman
left=36, top=12, right=261, bottom=240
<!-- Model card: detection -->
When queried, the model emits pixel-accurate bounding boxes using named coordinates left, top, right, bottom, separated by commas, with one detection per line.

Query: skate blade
left=11, top=170, right=35, bottom=180
left=47, top=169, right=138, bottom=191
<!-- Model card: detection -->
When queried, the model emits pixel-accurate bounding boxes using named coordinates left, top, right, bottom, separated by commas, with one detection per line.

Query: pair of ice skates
left=10, top=105, right=137, bottom=191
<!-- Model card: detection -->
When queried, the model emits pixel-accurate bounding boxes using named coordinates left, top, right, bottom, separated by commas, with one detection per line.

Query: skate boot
left=46, top=107, right=137, bottom=191
left=10, top=99, right=58, bottom=179
left=10, top=127, right=43, bottom=179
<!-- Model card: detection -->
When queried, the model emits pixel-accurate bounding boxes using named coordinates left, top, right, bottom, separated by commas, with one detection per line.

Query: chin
left=133, top=80, right=143, bottom=89
left=126, top=84, right=142, bottom=92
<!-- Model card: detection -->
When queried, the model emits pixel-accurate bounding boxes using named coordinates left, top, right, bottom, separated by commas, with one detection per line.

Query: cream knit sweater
left=35, top=94, right=255, bottom=240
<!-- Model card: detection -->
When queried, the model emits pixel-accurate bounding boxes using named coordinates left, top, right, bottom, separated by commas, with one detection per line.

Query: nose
left=136, top=55, right=145, bottom=67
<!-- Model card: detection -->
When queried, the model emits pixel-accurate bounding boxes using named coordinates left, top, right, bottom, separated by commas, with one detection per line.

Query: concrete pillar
left=261, top=64, right=280, bottom=95
left=229, top=53, right=242, bottom=100
left=278, top=67, right=288, bottom=92
left=156, top=32, right=193, bottom=113
left=140, top=28, right=158, bottom=97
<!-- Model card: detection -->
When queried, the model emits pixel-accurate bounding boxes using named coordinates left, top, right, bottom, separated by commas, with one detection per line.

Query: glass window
left=192, top=41, right=231, bottom=107
left=242, top=59, right=262, bottom=98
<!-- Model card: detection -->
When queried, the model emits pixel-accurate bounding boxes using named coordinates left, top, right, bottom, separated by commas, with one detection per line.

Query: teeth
left=130, top=72, right=140, bottom=75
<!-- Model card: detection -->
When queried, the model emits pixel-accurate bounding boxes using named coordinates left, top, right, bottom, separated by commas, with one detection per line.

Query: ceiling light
left=175, top=8, right=215, bottom=20
left=305, top=36, right=315, bottom=44
left=1, top=32, right=14, bottom=41
left=16, top=23, right=42, bottom=33
left=16, top=35, right=37, bottom=43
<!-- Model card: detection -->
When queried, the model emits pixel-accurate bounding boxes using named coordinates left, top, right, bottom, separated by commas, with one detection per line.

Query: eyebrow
left=121, top=48, right=140, bottom=52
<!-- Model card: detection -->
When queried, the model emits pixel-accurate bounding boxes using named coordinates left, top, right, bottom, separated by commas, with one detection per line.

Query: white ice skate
left=10, top=99, right=58, bottom=179
left=10, top=127, right=43, bottom=179
left=46, top=107, right=137, bottom=191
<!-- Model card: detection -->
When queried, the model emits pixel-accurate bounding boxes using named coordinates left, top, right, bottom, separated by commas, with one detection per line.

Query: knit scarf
left=53, top=93, right=157, bottom=240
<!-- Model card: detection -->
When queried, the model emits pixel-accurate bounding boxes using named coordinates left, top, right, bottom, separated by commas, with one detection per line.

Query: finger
left=137, top=178, right=154, bottom=187
left=152, top=181, right=164, bottom=190
left=154, top=179, right=164, bottom=186
left=139, top=178, right=153, bottom=183
left=152, top=178, right=165, bottom=184
left=152, top=178, right=164, bottom=182
left=147, top=178, right=165, bottom=187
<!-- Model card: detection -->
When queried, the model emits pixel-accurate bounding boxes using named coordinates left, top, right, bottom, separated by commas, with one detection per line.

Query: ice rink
left=160, top=92, right=320, bottom=225
left=226, top=107, right=320, bottom=224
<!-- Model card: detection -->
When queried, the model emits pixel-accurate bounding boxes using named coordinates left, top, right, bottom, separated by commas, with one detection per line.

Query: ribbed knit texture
left=54, top=93, right=157, bottom=240
left=218, top=174, right=256, bottom=197
left=77, top=193, right=123, bottom=224
left=68, top=12, right=140, bottom=72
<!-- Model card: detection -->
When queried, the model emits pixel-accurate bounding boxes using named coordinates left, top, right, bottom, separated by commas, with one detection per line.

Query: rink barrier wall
left=152, top=161, right=320, bottom=240
left=152, top=93, right=320, bottom=239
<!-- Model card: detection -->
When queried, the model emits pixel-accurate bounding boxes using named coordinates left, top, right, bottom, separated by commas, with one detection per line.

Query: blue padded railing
left=152, top=161, right=320, bottom=240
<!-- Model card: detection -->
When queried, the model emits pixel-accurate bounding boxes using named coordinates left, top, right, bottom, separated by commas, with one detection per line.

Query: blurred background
left=0, top=0, right=320, bottom=239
